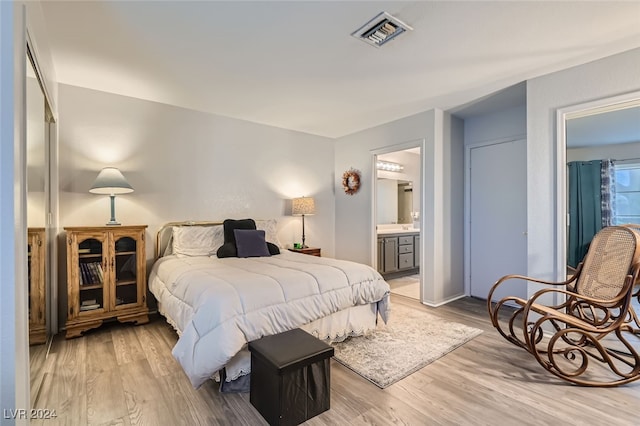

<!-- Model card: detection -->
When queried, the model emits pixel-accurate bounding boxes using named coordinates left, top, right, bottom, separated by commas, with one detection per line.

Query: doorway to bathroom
left=372, top=144, right=422, bottom=301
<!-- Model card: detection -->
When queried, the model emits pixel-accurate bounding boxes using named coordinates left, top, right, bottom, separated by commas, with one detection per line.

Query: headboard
left=155, top=221, right=223, bottom=259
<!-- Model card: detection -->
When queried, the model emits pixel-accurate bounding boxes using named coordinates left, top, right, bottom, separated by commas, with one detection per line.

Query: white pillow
left=256, top=219, right=282, bottom=248
left=172, top=225, right=224, bottom=257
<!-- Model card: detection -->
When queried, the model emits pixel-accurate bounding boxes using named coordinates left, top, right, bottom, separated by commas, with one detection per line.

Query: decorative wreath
left=342, top=168, right=361, bottom=195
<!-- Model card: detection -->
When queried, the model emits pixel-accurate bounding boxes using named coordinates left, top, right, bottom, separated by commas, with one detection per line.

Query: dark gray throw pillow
left=216, top=242, right=237, bottom=258
left=234, top=229, right=271, bottom=258
left=216, top=218, right=281, bottom=258
left=223, top=218, right=256, bottom=245
left=266, top=242, right=280, bottom=255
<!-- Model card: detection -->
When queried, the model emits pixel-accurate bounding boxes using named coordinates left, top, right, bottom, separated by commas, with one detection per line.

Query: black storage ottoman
left=248, top=328, right=334, bottom=426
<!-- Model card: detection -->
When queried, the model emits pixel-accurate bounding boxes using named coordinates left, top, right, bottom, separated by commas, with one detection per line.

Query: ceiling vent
left=351, top=11, right=413, bottom=48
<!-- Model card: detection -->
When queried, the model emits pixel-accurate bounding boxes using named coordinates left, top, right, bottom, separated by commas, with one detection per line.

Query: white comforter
left=149, top=251, right=390, bottom=388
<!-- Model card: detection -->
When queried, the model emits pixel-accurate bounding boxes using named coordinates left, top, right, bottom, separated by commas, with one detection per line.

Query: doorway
left=373, top=145, right=422, bottom=300
left=556, top=91, right=640, bottom=299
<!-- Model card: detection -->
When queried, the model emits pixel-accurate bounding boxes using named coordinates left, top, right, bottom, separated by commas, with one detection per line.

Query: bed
left=148, top=220, right=391, bottom=388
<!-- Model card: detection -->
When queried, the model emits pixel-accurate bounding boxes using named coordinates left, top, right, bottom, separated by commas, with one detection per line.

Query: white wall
left=463, top=104, right=527, bottom=146
left=57, top=84, right=335, bottom=323
left=567, top=140, right=640, bottom=162
left=527, top=47, right=640, bottom=288
left=443, top=113, right=465, bottom=301
left=334, top=109, right=465, bottom=305
left=334, top=111, right=434, bottom=265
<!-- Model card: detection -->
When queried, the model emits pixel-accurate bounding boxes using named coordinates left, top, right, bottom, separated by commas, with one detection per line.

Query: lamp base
left=301, top=214, right=308, bottom=249
left=106, top=195, right=122, bottom=226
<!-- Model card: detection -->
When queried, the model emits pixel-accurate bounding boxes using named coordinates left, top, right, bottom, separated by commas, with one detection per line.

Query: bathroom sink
left=377, top=228, right=419, bottom=235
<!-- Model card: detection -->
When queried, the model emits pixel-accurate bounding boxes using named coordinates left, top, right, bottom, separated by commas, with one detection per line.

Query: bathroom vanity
left=376, top=227, right=420, bottom=279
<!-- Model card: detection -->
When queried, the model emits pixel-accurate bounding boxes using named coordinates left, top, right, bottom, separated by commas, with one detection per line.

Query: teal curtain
left=567, top=161, right=602, bottom=268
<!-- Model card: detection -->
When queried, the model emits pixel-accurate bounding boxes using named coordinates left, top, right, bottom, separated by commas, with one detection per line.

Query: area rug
left=331, top=304, right=483, bottom=388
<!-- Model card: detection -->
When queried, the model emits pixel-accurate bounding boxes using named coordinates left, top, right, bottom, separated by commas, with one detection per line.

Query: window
left=613, top=162, right=640, bottom=224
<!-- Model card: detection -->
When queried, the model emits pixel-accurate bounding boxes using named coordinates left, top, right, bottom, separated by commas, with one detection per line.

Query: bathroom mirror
left=376, top=178, right=413, bottom=224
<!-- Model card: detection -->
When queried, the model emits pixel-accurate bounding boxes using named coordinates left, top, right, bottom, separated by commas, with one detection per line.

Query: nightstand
left=288, top=247, right=321, bottom=257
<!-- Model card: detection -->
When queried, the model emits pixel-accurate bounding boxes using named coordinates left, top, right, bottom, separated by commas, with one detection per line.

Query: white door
left=470, top=139, right=527, bottom=301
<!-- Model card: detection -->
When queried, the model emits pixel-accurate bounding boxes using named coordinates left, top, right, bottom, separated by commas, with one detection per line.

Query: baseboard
left=421, top=293, right=466, bottom=308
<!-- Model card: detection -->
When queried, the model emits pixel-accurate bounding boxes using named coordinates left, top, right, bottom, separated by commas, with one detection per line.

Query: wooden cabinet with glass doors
left=28, top=227, right=47, bottom=344
left=65, top=225, right=149, bottom=338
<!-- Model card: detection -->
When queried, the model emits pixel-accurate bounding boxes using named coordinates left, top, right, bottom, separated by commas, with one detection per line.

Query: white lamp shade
left=292, top=197, right=315, bottom=216
left=89, top=167, right=134, bottom=195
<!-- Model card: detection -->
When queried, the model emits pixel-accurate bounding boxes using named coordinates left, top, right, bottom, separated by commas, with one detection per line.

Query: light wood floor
left=387, top=275, right=420, bottom=299
left=30, top=295, right=640, bottom=425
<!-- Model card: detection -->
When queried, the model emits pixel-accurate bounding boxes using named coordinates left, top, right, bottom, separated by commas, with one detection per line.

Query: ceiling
left=40, top=1, right=640, bottom=138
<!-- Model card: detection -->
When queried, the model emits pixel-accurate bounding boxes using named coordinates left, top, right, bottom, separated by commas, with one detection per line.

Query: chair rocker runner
left=487, top=225, right=640, bottom=387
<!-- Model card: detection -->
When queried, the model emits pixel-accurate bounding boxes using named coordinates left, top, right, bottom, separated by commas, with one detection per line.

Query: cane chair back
left=574, top=226, right=640, bottom=301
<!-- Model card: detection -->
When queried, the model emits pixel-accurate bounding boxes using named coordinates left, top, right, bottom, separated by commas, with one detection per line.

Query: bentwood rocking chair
left=487, top=225, right=640, bottom=387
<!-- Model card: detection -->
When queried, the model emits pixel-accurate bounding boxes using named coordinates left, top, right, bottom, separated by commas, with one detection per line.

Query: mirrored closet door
left=27, top=43, right=55, bottom=408
left=27, top=49, right=47, bottom=345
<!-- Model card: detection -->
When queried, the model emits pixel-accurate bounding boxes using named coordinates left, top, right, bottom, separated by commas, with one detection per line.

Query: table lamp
left=292, top=196, right=315, bottom=248
left=89, top=167, right=134, bottom=226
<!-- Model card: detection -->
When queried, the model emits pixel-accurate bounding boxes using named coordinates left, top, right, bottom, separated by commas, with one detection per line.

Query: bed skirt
left=219, top=302, right=379, bottom=392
